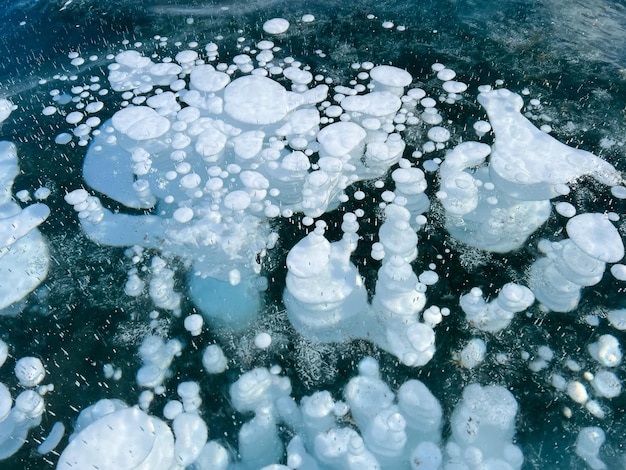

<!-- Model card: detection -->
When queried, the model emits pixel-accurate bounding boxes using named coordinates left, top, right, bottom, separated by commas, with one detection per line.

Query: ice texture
left=32, top=17, right=626, bottom=470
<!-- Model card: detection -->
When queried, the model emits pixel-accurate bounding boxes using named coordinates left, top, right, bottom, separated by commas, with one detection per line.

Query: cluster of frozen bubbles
left=1, top=13, right=626, bottom=469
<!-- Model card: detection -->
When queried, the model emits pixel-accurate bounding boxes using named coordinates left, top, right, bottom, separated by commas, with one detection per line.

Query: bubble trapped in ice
left=1, top=1, right=626, bottom=468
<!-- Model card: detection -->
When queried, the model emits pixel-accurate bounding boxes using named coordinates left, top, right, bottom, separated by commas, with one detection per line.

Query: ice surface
left=2, top=4, right=626, bottom=468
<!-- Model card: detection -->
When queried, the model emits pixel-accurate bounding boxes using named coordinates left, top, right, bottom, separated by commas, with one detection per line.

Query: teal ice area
left=0, top=0, right=626, bottom=468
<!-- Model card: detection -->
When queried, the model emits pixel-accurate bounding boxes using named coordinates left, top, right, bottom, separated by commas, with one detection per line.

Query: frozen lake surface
left=0, top=0, right=625, bottom=468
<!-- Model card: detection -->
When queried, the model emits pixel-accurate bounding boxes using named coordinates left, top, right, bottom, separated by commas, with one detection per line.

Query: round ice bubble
left=442, top=80, right=468, bottom=93
left=607, top=309, right=626, bottom=330
left=0, top=340, right=7, bottom=368
left=163, top=400, right=183, bottom=420
left=172, top=412, right=208, bottom=466
left=197, top=441, right=230, bottom=469
left=459, top=338, right=486, bottom=369
left=473, top=120, right=491, bottom=136
left=566, top=213, right=624, bottom=263
left=591, top=370, right=622, bottom=399
left=575, top=427, right=606, bottom=470
left=224, top=75, right=292, bottom=125
left=255, top=332, right=272, bottom=349
left=111, top=106, right=170, bottom=141
left=369, top=65, right=412, bottom=95
left=0, top=99, right=14, bottom=123
left=238, top=407, right=283, bottom=467
left=610, top=264, right=626, bottom=281
left=427, top=126, right=450, bottom=143
left=448, top=383, right=520, bottom=467
left=230, top=367, right=291, bottom=413
left=567, top=381, right=588, bottom=404
left=178, top=381, right=202, bottom=412
left=555, top=201, right=576, bottom=218
left=411, top=441, right=442, bottom=470
left=190, top=66, right=230, bottom=92
left=588, top=334, right=622, bottom=367
left=202, top=344, right=228, bottom=374
left=263, top=18, right=290, bottom=35
left=183, top=314, right=203, bottom=336
left=14, top=357, right=45, bottom=387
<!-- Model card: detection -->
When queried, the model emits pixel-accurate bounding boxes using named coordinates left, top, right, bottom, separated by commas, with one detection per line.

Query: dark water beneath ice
left=0, top=0, right=626, bottom=468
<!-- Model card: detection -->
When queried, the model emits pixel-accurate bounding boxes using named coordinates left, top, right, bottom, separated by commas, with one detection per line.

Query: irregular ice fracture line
left=0, top=141, right=50, bottom=313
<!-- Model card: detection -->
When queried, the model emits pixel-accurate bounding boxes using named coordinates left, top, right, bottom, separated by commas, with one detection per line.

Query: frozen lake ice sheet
left=0, top=0, right=626, bottom=468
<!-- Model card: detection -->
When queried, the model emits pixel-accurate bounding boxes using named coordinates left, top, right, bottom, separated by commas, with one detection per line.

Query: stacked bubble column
left=529, top=213, right=624, bottom=312
left=283, top=221, right=369, bottom=343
